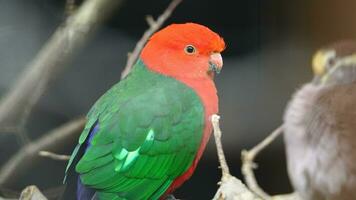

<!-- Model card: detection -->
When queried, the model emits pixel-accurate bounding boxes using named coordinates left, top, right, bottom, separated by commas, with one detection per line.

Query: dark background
left=1, top=0, right=356, bottom=199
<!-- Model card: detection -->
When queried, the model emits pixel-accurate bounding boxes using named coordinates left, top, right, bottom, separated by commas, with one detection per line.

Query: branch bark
left=241, top=125, right=283, bottom=199
left=0, top=185, right=48, bottom=200
left=0, top=117, right=85, bottom=186
left=19, top=185, right=47, bottom=200
left=211, top=115, right=231, bottom=180
left=0, top=0, right=125, bottom=132
left=39, top=151, right=70, bottom=161
left=120, top=0, right=182, bottom=79
left=211, top=115, right=261, bottom=200
left=240, top=125, right=300, bottom=200
left=212, top=118, right=299, bottom=200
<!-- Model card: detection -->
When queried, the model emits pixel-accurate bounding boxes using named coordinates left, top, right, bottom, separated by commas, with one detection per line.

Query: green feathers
left=65, top=60, right=205, bottom=200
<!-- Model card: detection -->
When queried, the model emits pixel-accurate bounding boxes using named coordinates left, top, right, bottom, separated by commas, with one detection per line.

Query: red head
left=141, top=23, right=225, bottom=80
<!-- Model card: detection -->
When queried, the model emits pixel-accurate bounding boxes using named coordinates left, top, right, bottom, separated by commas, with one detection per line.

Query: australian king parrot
left=64, top=23, right=225, bottom=200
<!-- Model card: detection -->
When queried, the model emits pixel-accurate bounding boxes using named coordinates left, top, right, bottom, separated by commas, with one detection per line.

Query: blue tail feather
left=77, top=178, right=96, bottom=200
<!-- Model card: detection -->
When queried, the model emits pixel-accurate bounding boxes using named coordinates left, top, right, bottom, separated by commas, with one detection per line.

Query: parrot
left=64, top=23, right=225, bottom=200
left=283, top=41, right=356, bottom=200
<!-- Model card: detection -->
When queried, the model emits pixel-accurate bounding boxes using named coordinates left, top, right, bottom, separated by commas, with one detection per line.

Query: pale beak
left=209, top=53, right=223, bottom=74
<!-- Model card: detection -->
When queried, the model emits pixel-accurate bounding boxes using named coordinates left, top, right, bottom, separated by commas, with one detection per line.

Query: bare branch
left=213, top=175, right=261, bottom=200
left=19, top=185, right=47, bottom=200
left=241, top=125, right=284, bottom=200
left=39, top=151, right=70, bottom=161
left=120, top=0, right=182, bottom=79
left=211, top=115, right=230, bottom=179
left=0, top=0, right=125, bottom=132
left=211, top=118, right=297, bottom=200
left=211, top=114, right=260, bottom=200
left=0, top=118, right=85, bottom=186
left=145, top=15, right=156, bottom=27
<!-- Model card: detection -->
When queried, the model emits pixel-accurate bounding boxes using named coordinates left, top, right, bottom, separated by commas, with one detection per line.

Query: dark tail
left=62, top=122, right=99, bottom=200
left=60, top=173, right=97, bottom=200
left=77, top=177, right=96, bottom=200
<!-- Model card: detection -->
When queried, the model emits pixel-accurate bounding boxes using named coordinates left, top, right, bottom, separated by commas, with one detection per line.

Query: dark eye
left=327, top=57, right=336, bottom=69
left=184, top=45, right=196, bottom=54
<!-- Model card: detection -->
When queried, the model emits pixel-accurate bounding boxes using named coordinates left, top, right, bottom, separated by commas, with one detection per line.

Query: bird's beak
left=312, top=50, right=327, bottom=77
left=209, top=53, right=223, bottom=74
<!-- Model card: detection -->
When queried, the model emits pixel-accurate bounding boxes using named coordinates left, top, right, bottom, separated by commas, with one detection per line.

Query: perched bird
left=64, top=23, right=225, bottom=200
left=283, top=41, right=356, bottom=200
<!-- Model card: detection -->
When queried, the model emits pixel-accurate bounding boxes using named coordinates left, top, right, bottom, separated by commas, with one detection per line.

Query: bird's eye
left=327, top=57, right=336, bottom=69
left=184, top=45, right=196, bottom=55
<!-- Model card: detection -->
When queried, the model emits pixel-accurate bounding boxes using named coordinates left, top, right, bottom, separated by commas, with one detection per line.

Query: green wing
left=66, top=60, right=205, bottom=200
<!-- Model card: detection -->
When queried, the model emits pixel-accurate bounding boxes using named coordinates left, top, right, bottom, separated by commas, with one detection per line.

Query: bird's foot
left=165, top=194, right=180, bottom=200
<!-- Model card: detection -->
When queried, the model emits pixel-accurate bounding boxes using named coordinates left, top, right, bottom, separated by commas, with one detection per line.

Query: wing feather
left=66, top=61, right=205, bottom=199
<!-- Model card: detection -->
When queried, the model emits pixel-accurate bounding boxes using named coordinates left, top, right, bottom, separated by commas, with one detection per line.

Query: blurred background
left=1, top=0, right=356, bottom=199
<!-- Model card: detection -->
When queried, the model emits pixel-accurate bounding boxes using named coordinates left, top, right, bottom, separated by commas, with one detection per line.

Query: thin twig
left=0, top=118, right=85, bottom=186
left=241, top=125, right=284, bottom=200
left=211, top=114, right=260, bottom=200
left=0, top=0, right=125, bottom=134
left=120, top=0, right=182, bottom=79
left=211, top=114, right=230, bottom=179
left=39, top=151, right=70, bottom=161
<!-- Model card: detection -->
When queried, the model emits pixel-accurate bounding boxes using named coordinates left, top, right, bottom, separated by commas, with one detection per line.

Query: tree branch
left=211, top=114, right=261, bottom=200
left=212, top=118, right=299, bottom=200
left=120, top=0, right=182, bottom=79
left=19, top=185, right=47, bottom=200
left=241, top=125, right=283, bottom=200
left=0, top=185, right=49, bottom=200
left=39, top=151, right=70, bottom=161
left=0, top=0, right=125, bottom=133
left=241, top=125, right=300, bottom=200
left=211, top=115, right=230, bottom=180
left=0, top=118, right=85, bottom=186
